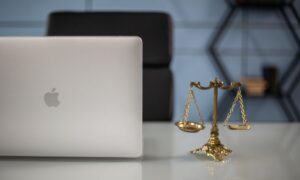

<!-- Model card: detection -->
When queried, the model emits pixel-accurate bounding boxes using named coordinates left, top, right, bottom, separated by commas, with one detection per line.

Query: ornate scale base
left=190, top=134, right=232, bottom=161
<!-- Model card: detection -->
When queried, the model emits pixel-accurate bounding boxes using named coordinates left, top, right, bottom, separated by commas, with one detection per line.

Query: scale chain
left=224, top=88, right=248, bottom=126
left=190, top=89, right=205, bottom=123
left=238, top=89, right=248, bottom=124
left=224, top=90, right=239, bottom=126
left=182, top=87, right=193, bottom=122
left=182, top=86, right=205, bottom=123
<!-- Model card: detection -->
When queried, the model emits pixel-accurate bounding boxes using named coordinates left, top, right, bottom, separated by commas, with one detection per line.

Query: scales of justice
left=175, top=78, right=251, bottom=161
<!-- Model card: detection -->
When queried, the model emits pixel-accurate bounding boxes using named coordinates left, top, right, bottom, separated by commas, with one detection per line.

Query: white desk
left=0, top=123, right=299, bottom=180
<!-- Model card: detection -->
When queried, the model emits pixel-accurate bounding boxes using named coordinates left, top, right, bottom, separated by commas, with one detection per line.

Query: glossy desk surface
left=1, top=122, right=299, bottom=180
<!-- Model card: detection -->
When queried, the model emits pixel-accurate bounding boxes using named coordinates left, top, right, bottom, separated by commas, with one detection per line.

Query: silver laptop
left=0, top=37, right=142, bottom=157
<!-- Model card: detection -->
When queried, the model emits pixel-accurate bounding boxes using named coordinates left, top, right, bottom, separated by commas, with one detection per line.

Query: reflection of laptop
left=0, top=37, right=142, bottom=157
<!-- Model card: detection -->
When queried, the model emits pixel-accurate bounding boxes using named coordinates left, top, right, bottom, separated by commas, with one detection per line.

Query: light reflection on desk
left=0, top=123, right=300, bottom=180
left=0, top=159, right=141, bottom=180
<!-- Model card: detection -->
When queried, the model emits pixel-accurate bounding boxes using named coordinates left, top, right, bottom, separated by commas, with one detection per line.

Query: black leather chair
left=47, top=12, right=173, bottom=121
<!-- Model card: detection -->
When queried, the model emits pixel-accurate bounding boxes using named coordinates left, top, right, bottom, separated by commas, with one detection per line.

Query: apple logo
left=44, top=88, right=60, bottom=107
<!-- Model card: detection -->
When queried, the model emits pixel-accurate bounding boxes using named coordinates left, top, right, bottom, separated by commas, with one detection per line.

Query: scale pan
left=228, top=123, right=251, bottom=130
left=175, top=121, right=205, bottom=133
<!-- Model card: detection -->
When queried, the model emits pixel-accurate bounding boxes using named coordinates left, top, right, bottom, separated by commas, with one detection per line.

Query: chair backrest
left=47, top=12, right=173, bottom=121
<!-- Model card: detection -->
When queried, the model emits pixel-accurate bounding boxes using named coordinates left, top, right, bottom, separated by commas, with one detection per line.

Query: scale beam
left=191, top=79, right=241, bottom=91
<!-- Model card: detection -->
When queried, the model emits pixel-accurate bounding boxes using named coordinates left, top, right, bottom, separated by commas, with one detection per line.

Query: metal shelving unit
left=208, top=0, right=300, bottom=121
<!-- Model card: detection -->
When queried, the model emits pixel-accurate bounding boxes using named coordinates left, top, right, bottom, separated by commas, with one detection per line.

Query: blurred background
left=0, top=0, right=300, bottom=122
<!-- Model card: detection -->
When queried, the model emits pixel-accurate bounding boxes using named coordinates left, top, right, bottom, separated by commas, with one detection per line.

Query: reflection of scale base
left=190, top=134, right=232, bottom=161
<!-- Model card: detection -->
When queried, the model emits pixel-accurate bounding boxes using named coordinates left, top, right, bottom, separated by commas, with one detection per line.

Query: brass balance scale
left=175, top=78, right=251, bottom=161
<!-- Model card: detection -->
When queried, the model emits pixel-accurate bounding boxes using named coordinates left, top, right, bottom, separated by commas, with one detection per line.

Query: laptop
left=0, top=37, right=142, bottom=157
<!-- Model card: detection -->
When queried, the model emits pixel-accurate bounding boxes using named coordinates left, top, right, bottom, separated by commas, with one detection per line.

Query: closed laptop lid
left=0, top=37, right=142, bottom=157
